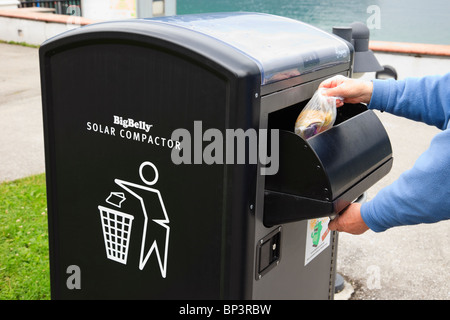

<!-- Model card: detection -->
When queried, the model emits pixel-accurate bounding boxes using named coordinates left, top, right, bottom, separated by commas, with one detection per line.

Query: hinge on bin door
left=328, top=231, right=338, bottom=299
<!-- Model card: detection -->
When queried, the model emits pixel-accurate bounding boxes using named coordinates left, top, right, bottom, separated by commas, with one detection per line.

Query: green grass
left=0, top=40, right=40, bottom=48
left=0, top=174, right=50, bottom=300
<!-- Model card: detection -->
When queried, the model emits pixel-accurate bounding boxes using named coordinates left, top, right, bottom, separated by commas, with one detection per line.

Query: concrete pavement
left=335, top=53, right=450, bottom=300
left=336, top=110, right=450, bottom=300
left=1, top=42, right=449, bottom=299
left=0, top=42, right=44, bottom=182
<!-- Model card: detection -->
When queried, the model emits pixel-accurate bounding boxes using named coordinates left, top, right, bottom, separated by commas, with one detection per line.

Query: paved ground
left=336, top=110, right=450, bottom=300
left=1, top=42, right=449, bottom=299
left=335, top=53, right=450, bottom=300
left=0, top=43, right=44, bottom=182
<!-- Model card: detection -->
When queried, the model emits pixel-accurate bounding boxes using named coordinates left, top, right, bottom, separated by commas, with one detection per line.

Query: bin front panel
left=43, top=40, right=240, bottom=299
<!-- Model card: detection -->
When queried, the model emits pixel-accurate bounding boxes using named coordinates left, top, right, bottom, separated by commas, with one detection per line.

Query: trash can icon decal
left=98, top=204, right=135, bottom=265
left=98, top=161, right=170, bottom=278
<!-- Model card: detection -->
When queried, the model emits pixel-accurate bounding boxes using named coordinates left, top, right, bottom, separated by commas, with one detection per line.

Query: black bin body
left=40, top=12, right=392, bottom=299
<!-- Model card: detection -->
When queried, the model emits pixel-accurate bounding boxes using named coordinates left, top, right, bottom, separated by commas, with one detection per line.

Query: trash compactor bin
left=40, top=12, right=393, bottom=299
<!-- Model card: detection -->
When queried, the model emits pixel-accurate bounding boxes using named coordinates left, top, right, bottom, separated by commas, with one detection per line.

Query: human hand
left=328, top=203, right=369, bottom=235
left=319, top=75, right=374, bottom=107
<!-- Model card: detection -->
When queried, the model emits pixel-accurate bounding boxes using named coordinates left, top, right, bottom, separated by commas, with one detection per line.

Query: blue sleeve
left=368, top=73, right=450, bottom=130
left=360, top=73, right=450, bottom=232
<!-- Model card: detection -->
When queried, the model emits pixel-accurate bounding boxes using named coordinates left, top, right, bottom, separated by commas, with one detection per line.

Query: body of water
left=177, top=0, right=450, bottom=45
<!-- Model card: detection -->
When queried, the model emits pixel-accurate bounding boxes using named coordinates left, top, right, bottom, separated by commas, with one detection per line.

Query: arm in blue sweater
left=361, top=73, right=450, bottom=232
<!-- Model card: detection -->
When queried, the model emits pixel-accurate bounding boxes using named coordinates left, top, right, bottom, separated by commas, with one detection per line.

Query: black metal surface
left=264, top=158, right=393, bottom=226
left=264, top=104, right=393, bottom=226
left=308, top=108, right=392, bottom=198
left=39, top=14, right=391, bottom=301
left=40, top=20, right=260, bottom=299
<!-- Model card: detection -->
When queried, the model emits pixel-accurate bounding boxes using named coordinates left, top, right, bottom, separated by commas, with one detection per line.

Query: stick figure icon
left=98, top=161, right=170, bottom=278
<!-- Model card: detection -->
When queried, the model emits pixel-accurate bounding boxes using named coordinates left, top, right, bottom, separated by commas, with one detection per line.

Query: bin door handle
left=354, top=192, right=367, bottom=204
left=330, top=192, right=367, bottom=220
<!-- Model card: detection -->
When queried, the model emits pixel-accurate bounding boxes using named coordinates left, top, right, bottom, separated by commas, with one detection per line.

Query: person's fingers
left=328, top=221, right=336, bottom=230
left=319, top=75, right=346, bottom=89
left=328, top=216, right=340, bottom=231
left=328, top=203, right=370, bottom=235
left=322, top=86, right=345, bottom=98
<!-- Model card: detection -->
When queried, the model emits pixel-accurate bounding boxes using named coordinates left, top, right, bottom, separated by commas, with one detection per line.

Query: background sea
left=177, top=0, right=450, bottom=45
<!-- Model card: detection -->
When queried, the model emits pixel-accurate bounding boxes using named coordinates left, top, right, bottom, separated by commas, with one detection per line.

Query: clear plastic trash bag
left=294, top=88, right=342, bottom=139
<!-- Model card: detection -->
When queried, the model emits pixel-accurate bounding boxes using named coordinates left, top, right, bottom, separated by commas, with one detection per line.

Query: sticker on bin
left=304, top=218, right=331, bottom=266
left=98, top=161, right=170, bottom=278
